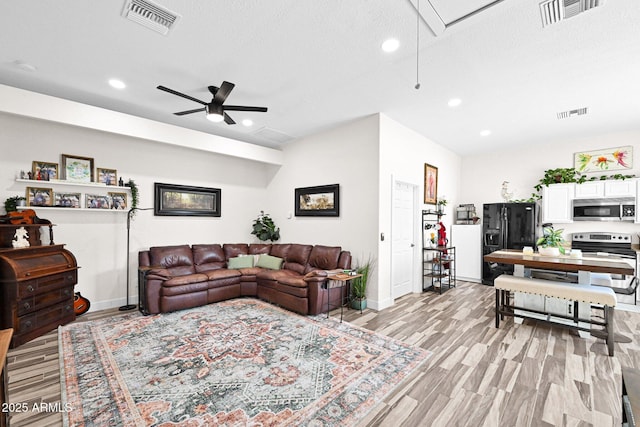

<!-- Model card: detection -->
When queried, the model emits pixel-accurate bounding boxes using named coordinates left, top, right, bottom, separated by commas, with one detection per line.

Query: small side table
left=325, top=273, right=362, bottom=322
left=1, top=329, right=13, bottom=427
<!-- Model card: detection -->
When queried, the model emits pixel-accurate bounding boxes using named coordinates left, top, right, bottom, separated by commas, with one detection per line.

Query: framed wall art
left=154, top=183, right=221, bottom=217
left=61, top=154, right=94, bottom=183
left=574, top=146, right=633, bottom=173
left=97, top=168, right=118, bottom=186
left=424, top=163, right=438, bottom=204
left=86, top=194, right=111, bottom=209
left=26, top=187, right=53, bottom=207
left=32, top=161, right=59, bottom=181
left=54, top=192, right=81, bottom=208
left=108, top=192, right=127, bottom=210
left=294, top=184, right=340, bottom=217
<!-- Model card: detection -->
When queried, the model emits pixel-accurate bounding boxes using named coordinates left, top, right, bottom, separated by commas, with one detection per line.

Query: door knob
left=410, top=243, right=415, bottom=247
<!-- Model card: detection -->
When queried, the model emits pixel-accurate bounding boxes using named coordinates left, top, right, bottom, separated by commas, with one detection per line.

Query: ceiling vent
left=122, top=0, right=180, bottom=35
left=539, top=0, right=604, bottom=27
left=557, top=107, right=588, bottom=119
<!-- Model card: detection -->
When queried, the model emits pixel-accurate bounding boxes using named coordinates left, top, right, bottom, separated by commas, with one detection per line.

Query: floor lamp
left=119, top=207, right=154, bottom=311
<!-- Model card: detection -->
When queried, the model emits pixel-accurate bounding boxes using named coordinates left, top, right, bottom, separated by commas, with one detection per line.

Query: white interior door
left=392, top=180, right=416, bottom=299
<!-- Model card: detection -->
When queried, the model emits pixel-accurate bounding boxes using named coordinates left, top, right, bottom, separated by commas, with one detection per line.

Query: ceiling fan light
left=206, top=104, right=224, bottom=122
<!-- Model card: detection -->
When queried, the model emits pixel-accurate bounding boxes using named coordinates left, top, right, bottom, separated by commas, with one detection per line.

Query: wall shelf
left=16, top=179, right=131, bottom=191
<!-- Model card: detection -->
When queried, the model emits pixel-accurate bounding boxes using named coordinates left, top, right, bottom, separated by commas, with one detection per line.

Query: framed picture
left=294, top=184, right=340, bottom=217
left=108, top=192, right=127, bottom=210
left=54, top=192, right=81, bottom=208
left=97, top=168, right=118, bottom=186
left=574, top=146, right=633, bottom=173
left=154, top=183, right=221, bottom=217
left=86, top=194, right=111, bottom=209
left=31, top=161, right=59, bottom=181
left=424, top=163, right=438, bottom=204
left=26, top=187, right=53, bottom=207
left=61, top=154, right=95, bottom=183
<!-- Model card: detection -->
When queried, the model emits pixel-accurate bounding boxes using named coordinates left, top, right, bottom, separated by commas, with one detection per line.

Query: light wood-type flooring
left=6, top=281, right=640, bottom=426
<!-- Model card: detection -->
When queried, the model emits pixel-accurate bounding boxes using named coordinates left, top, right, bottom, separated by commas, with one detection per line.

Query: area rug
left=59, top=298, right=431, bottom=426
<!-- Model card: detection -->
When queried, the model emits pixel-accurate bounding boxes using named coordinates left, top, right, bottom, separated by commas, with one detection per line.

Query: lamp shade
left=206, top=104, right=224, bottom=122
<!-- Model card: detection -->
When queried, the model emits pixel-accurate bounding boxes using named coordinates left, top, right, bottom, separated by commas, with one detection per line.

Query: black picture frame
left=154, top=183, right=221, bottom=217
left=294, top=184, right=340, bottom=217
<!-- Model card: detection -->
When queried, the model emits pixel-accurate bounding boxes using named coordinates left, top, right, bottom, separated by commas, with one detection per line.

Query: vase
left=350, top=297, right=367, bottom=311
left=538, top=247, right=560, bottom=257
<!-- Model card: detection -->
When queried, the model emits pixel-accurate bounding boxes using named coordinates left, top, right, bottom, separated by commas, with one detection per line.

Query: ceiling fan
left=156, top=81, right=267, bottom=125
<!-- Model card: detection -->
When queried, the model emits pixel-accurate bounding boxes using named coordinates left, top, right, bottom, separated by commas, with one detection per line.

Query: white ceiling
left=1, top=0, right=639, bottom=156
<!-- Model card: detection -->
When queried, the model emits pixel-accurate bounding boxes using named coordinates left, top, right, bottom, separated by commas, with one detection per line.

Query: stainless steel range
left=571, top=232, right=637, bottom=304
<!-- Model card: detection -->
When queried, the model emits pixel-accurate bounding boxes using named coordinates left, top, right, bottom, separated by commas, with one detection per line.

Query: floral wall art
left=574, top=145, right=633, bottom=173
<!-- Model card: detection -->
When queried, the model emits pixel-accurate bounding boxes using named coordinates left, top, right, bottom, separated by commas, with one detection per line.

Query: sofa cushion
left=257, top=268, right=298, bottom=282
left=249, top=244, right=271, bottom=255
left=277, top=275, right=307, bottom=288
left=284, top=244, right=313, bottom=274
left=204, top=269, right=242, bottom=281
left=306, top=245, right=342, bottom=272
left=193, top=244, right=226, bottom=272
left=227, top=256, right=254, bottom=269
left=163, top=273, right=209, bottom=287
left=162, top=281, right=209, bottom=296
left=223, top=244, right=249, bottom=260
left=256, top=254, right=284, bottom=270
left=270, top=244, right=291, bottom=260
left=149, top=245, right=195, bottom=276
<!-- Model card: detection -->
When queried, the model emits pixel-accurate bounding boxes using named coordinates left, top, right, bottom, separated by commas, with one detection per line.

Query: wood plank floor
left=6, top=281, right=640, bottom=426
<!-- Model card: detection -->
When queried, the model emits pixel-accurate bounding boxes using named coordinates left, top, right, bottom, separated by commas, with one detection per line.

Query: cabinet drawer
left=18, top=270, right=77, bottom=298
left=16, top=300, right=74, bottom=334
left=17, top=286, right=74, bottom=316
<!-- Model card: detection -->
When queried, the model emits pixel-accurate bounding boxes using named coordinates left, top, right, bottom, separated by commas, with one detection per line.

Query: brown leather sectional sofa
left=138, top=243, right=352, bottom=316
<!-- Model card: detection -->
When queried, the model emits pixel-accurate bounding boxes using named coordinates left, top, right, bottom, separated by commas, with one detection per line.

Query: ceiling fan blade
left=223, top=113, right=236, bottom=125
left=223, top=105, right=268, bottom=112
left=213, top=81, right=235, bottom=104
left=174, top=107, right=205, bottom=116
left=157, top=85, right=207, bottom=105
left=207, top=85, right=218, bottom=96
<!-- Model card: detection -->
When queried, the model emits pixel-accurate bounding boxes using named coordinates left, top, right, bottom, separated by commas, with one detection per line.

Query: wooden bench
left=494, top=274, right=617, bottom=356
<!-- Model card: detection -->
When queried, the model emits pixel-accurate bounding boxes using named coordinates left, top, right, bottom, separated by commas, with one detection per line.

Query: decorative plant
left=536, top=226, right=566, bottom=254
left=4, top=196, right=26, bottom=213
left=251, top=211, right=280, bottom=242
left=534, top=167, right=586, bottom=193
left=437, top=196, right=447, bottom=212
left=587, top=173, right=635, bottom=181
left=125, top=179, right=139, bottom=210
left=351, top=256, right=375, bottom=300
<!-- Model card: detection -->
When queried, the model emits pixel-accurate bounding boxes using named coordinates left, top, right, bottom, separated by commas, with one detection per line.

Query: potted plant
left=437, top=196, right=447, bottom=214
left=4, top=196, right=26, bottom=213
left=536, top=226, right=566, bottom=256
left=251, top=211, right=280, bottom=242
left=350, top=256, right=375, bottom=310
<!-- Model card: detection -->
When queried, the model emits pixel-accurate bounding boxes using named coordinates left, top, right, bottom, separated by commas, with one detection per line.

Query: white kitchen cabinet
left=450, top=224, right=482, bottom=282
left=605, top=179, right=636, bottom=197
left=541, top=184, right=574, bottom=223
left=574, top=182, right=604, bottom=199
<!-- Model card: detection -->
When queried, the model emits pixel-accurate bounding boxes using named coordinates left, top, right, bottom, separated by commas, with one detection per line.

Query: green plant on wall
left=251, top=211, right=280, bottom=242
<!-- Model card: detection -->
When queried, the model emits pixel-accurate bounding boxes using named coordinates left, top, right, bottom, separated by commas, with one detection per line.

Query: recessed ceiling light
left=242, top=119, right=253, bottom=127
left=480, top=129, right=492, bottom=137
left=108, top=79, right=126, bottom=89
left=448, top=98, right=462, bottom=107
left=381, top=38, right=400, bottom=53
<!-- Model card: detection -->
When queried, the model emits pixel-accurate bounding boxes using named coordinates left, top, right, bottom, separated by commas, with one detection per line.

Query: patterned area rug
left=60, top=298, right=431, bottom=426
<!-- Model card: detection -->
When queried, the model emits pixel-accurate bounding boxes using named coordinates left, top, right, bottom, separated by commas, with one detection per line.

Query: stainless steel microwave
left=573, top=197, right=636, bottom=221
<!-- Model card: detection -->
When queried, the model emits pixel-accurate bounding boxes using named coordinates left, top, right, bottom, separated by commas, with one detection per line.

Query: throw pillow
left=227, top=256, right=254, bottom=269
left=255, top=254, right=284, bottom=270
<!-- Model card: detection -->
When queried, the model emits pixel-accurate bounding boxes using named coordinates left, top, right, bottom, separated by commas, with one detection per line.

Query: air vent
left=557, top=107, right=588, bottom=119
left=539, top=0, right=604, bottom=27
left=122, top=0, right=180, bottom=35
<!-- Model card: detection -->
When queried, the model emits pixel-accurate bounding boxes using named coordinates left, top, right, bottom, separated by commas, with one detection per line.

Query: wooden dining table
left=484, top=249, right=635, bottom=285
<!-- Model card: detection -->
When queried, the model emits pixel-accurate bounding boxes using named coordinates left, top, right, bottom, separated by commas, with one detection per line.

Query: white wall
left=379, top=114, right=462, bottom=308
left=1, top=113, right=273, bottom=310
left=460, top=130, right=640, bottom=241
left=264, top=114, right=381, bottom=298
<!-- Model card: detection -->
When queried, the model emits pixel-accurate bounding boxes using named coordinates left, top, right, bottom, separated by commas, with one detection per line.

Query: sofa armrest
left=146, top=267, right=172, bottom=281
left=304, top=269, right=328, bottom=283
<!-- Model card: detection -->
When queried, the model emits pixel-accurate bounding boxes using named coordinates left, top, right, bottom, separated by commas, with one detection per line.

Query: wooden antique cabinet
left=0, top=245, right=78, bottom=348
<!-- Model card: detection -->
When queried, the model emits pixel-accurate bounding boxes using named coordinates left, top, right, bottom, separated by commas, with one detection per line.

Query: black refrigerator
left=482, top=202, right=538, bottom=285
